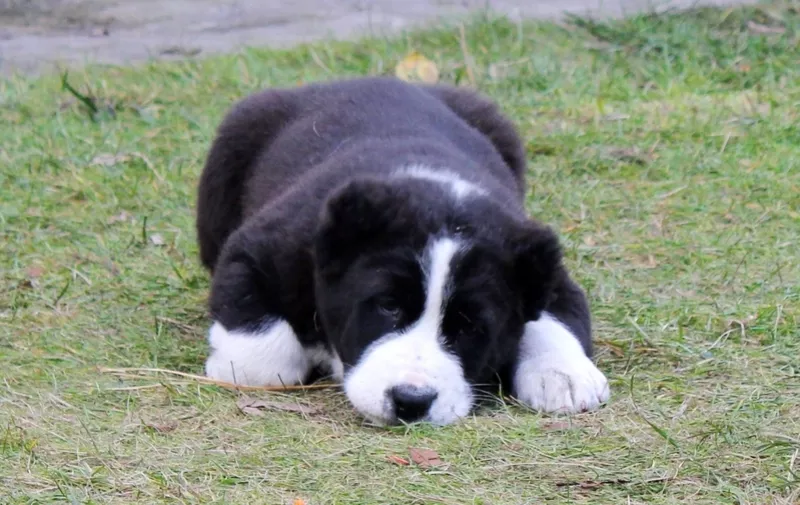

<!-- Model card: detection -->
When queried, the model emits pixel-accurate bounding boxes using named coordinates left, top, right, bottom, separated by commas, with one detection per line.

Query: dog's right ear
left=314, top=179, right=403, bottom=279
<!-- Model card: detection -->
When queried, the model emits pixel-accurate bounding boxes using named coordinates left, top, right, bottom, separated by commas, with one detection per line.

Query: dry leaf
left=408, top=447, right=444, bottom=468
left=728, top=314, right=758, bottom=329
left=543, top=421, right=571, bottom=431
left=293, top=499, right=307, bottom=505
left=395, top=52, right=439, bottom=84
left=387, top=455, right=410, bottom=466
left=149, top=234, right=166, bottom=246
left=236, top=396, right=321, bottom=417
left=108, top=211, right=130, bottom=224
left=144, top=420, right=177, bottom=433
left=746, top=21, right=786, bottom=35
left=26, top=266, right=45, bottom=279
left=103, top=258, right=121, bottom=276
left=91, top=153, right=131, bottom=167
left=603, top=146, right=649, bottom=165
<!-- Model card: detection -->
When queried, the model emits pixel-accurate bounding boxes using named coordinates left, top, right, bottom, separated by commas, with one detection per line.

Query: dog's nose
left=390, top=384, right=438, bottom=422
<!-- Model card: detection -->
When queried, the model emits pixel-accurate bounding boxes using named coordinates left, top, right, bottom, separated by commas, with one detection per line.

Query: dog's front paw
left=204, top=320, right=311, bottom=386
left=513, top=352, right=610, bottom=414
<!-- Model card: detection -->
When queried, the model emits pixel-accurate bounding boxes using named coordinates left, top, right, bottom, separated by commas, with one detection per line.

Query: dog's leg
left=512, top=278, right=610, bottom=413
left=204, top=319, right=313, bottom=386
left=202, top=214, right=325, bottom=387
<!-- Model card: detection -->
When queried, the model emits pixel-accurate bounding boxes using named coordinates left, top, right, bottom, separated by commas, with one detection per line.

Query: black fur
left=196, top=76, right=592, bottom=393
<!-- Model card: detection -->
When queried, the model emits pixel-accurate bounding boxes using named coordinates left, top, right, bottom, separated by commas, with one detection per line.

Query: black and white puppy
left=195, top=77, right=609, bottom=425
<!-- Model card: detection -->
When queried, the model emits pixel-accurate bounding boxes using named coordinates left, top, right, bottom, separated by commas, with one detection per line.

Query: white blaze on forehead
left=343, top=236, right=473, bottom=426
left=393, top=165, right=486, bottom=200
left=418, top=237, right=460, bottom=331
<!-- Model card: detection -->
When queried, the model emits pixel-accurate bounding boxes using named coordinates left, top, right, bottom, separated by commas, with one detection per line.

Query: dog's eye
left=375, top=296, right=402, bottom=319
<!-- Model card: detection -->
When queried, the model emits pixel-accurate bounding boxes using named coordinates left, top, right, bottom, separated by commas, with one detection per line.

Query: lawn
left=1, top=3, right=799, bottom=504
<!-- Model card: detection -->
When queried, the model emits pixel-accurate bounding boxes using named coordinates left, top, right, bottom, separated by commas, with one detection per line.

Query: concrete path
left=0, top=0, right=758, bottom=76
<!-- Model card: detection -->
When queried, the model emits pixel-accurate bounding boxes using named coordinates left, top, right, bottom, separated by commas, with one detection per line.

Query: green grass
left=2, top=3, right=799, bottom=503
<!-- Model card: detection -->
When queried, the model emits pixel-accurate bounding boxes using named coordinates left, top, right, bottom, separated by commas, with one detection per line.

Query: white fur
left=343, top=237, right=473, bottom=425
left=394, top=165, right=486, bottom=200
left=328, top=349, right=345, bottom=381
left=513, top=312, right=610, bottom=413
left=205, top=320, right=314, bottom=386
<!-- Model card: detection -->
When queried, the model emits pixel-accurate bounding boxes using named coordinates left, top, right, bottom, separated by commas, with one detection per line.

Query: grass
left=1, top=2, right=799, bottom=503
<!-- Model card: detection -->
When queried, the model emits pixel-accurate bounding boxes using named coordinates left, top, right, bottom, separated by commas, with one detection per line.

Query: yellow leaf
left=395, top=52, right=439, bottom=84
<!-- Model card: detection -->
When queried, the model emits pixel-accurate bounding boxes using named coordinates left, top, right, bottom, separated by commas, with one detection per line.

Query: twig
left=98, top=367, right=338, bottom=392
left=155, top=316, right=198, bottom=333
left=61, top=71, right=99, bottom=117
left=555, top=474, right=675, bottom=488
left=458, top=24, right=477, bottom=87
left=106, top=384, right=165, bottom=392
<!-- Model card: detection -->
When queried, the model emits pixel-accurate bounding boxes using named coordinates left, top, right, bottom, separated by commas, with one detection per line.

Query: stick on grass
left=98, top=367, right=339, bottom=392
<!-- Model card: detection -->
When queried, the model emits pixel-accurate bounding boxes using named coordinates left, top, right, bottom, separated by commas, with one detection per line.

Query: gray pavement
left=0, top=0, right=759, bottom=76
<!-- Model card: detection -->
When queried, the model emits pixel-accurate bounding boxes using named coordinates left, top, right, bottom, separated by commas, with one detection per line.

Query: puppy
left=195, top=77, right=609, bottom=425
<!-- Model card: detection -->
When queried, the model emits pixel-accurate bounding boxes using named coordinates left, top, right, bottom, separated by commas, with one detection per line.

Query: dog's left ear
left=509, top=222, right=564, bottom=322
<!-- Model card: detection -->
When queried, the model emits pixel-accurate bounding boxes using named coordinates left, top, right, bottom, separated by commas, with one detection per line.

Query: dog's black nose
left=390, top=385, right=438, bottom=422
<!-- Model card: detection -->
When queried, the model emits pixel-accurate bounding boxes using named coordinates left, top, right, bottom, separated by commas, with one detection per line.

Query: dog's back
left=196, top=77, right=526, bottom=271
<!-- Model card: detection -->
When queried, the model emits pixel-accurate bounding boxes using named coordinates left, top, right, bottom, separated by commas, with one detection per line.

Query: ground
left=1, top=2, right=799, bottom=504
left=0, top=0, right=760, bottom=75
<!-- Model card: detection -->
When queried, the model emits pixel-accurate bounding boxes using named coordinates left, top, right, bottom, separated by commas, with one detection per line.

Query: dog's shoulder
left=196, top=88, right=300, bottom=271
left=419, top=84, right=527, bottom=184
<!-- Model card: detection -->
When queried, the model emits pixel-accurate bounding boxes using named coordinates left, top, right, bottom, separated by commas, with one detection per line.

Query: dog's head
left=313, top=176, right=563, bottom=425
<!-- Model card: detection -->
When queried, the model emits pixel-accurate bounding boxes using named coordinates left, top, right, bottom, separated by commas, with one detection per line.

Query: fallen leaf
left=293, top=499, right=306, bottom=505
left=26, top=266, right=45, bottom=279
left=144, top=420, right=177, bottom=433
left=18, top=279, right=36, bottom=290
left=746, top=21, right=786, bottom=35
left=728, top=314, right=758, bottom=329
left=395, top=52, right=439, bottom=84
left=91, top=153, right=130, bottom=167
left=236, top=396, right=321, bottom=417
left=543, top=421, right=571, bottom=431
left=149, top=234, right=166, bottom=246
left=603, top=146, right=650, bottom=165
left=103, top=258, right=121, bottom=276
left=386, top=454, right=410, bottom=466
left=408, top=447, right=444, bottom=468
left=602, top=113, right=630, bottom=122
left=107, top=211, right=130, bottom=224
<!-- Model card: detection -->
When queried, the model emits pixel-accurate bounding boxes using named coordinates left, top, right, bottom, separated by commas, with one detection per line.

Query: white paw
left=513, top=353, right=610, bottom=413
left=512, top=313, right=610, bottom=414
left=204, top=320, right=311, bottom=386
